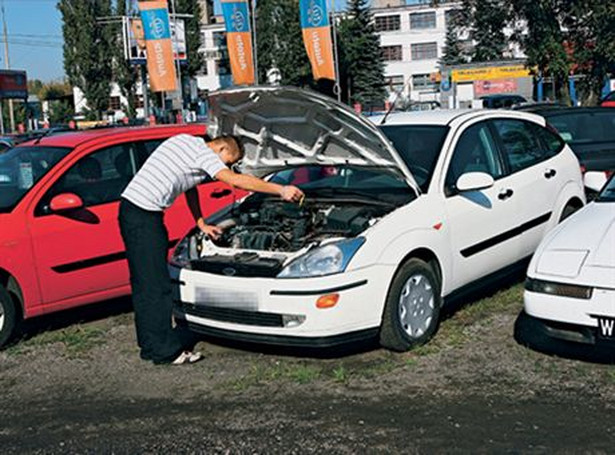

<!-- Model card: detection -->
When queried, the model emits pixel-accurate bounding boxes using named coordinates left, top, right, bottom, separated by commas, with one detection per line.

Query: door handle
left=498, top=188, right=514, bottom=200
left=544, top=169, right=557, bottom=179
left=210, top=188, right=232, bottom=199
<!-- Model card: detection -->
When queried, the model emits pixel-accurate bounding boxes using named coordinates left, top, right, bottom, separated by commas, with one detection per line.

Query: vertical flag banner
left=300, top=0, right=335, bottom=81
left=221, top=0, right=255, bottom=86
left=138, top=1, right=177, bottom=92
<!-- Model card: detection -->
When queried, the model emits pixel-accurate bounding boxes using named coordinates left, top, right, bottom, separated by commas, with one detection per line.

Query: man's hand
left=280, top=185, right=304, bottom=202
left=197, top=218, right=223, bottom=240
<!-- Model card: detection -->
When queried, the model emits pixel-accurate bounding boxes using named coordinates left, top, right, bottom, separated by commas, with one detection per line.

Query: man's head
left=207, top=134, right=244, bottom=166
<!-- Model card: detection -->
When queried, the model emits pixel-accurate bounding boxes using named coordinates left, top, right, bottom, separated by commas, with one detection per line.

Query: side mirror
left=456, top=172, right=495, bottom=192
left=49, top=193, right=84, bottom=212
left=583, top=171, right=607, bottom=194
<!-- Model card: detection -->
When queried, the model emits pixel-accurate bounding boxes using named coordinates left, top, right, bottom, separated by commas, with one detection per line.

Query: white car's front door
left=441, top=121, right=522, bottom=290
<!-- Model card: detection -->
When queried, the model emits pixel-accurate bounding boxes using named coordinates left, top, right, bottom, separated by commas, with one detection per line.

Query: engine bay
left=212, top=198, right=392, bottom=253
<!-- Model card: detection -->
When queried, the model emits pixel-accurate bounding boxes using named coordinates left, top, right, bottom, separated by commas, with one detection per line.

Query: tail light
left=580, top=164, right=586, bottom=174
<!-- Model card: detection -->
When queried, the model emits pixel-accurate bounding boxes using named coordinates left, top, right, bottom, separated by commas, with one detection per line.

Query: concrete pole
left=1, top=1, right=14, bottom=132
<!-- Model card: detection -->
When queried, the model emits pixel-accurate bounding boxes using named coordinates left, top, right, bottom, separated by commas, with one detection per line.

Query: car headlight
left=277, top=238, right=365, bottom=278
left=170, top=236, right=191, bottom=268
left=525, top=277, right=593, bottom=300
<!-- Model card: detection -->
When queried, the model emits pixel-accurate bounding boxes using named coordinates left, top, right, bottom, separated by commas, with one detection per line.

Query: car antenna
left=379, top=75, right=411, bottom=125
left=32, top=129, right=54, bottom=145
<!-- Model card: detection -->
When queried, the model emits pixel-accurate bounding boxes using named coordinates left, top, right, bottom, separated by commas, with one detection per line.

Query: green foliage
left=58, top=0, right=114, bottom=119
left=49, top=100, right=75, bottom=125
left=458, top=0, right=511, bottom=62
left=40, top=81, right=73, bottom=101
left=440, top=9, right=465, bottom=66
left=255, top=0, right=312, bottom=87
left=338, top=0, right=386, bottom=106
left=113, top=0, right=139, bottom=117
left=176, top=0, right=205, bottom=78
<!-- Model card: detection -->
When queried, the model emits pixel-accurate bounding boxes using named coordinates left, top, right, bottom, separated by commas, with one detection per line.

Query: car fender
left=545, top=178, right=586, bottom=234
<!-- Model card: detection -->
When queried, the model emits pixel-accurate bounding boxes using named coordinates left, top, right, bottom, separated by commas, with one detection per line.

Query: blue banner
left=141, top=8, right=172, bottom=40
left=222, top=1, right=251, bottom=33
left=300, top=0, right=330, bottom=29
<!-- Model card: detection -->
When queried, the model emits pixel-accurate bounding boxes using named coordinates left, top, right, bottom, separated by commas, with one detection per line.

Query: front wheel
left=379, top=259, right=442, bottom=352
left=0, top=285, right=17, bottom=348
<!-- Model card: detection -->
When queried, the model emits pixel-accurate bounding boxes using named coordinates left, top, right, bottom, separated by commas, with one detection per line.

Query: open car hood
left=207, top=86, right=419, bottom=192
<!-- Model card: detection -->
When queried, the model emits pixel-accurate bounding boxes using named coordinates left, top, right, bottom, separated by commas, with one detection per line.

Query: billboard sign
left=452, top=65, right=531, bottom=83
left=0, top=70, right=27, bottom=99
left=221, top=0, right=256, bottom=85
left=473, top=79, right=518, bottom=96
left=125, top=16, right=187, bottom=65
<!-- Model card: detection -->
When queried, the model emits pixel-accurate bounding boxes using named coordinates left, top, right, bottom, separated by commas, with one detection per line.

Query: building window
left=385, top=75, right=405, bottom=93
left=109, top=96, right=121, bottom=111
left=412, top=73, right=438, bottom=90
left=213, top=31, right=226, bottom=48
left=381, top=45, right=402, bottom=61
left=410, top=11, right=436, bottom=29
left=374, top=15, right=400, bottom=32
left=411, top=42, right=438, bottom=60
left=135, top=95, right=144, bottom=109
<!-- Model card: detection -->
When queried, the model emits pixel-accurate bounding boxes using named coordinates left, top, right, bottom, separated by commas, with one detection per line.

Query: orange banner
left=138, top=1, right=177, bottom=92
left=302, top=27, right=335, bottom=81
left=221, top=1, right=255, bottom=86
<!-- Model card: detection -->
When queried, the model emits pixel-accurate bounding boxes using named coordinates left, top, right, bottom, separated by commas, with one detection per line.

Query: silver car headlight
left=277, top=238, right=365, bottom=278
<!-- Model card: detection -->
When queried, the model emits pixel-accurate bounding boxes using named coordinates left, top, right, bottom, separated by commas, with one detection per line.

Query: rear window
left=547, top=111, right=615, bottom=144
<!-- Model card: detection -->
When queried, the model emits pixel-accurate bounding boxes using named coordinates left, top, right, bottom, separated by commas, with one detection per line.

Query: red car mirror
left=49, top=193, right=84, bottom=212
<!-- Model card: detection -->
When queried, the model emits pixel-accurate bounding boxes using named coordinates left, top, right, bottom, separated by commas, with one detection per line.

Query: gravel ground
left=1, top=283, right=614, bottom=453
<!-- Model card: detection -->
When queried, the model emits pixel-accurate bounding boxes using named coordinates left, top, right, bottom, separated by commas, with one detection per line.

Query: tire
left=559, top=202, right=580, bottom=223
left=0, top=285, right=16, bottom=348
left=379, top=258, right=442, bottom=352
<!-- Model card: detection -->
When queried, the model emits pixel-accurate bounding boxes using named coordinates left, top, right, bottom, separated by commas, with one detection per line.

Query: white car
left=171, top=87, right=585, bottom=351
left=518, top=175, right=615, bottom=353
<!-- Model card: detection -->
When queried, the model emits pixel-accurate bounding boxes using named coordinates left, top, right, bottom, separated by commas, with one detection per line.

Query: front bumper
left=171, top=263, right=396, bottom=343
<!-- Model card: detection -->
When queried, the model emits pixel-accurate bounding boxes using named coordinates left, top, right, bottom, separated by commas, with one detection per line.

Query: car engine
left=212, top=198, right=391, bottom=253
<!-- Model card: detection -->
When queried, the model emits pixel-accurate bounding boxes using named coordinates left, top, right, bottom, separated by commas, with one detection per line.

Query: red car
left=0, top=124, right=240, bottom=346
left=601, top=91, right=615, bottom=108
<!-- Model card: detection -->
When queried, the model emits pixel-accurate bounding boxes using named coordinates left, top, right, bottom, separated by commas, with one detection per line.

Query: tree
left=458, top=0, right=511, bottom=62
left=114, top=0, right=139, bottom=117
left=511, top=0, right=571, bottom=103
left=255, top=0, right=312, bottom=87
left=440, top=9, right=465, bottom=66
left=58, top=0, right=114, bottom=119
left=176, top=0, right=205, bottom=78
left=338, top=0, right=386, bottom=106
left=562, top=0, right=615, bottom=104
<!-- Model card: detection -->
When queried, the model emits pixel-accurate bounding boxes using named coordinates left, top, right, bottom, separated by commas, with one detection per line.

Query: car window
left=445, top=122, right=504, bottom=192
left=492, top=119, right=548, bottom=173
left=39, top=143, right=138, bottom=213
left=533, top=123, right=565, bottom=157
left=547, top=111, right=615, bottom=144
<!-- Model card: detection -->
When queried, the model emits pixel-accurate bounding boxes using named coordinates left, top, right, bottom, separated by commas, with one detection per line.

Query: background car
left=480, top=94, right=527, bottom=109
left=600, top=90, right=615, bottom=108
left=171, top=87, right=585, bottom=352
left=516, top=174, right=615, bottom=360
left=526, top=107, right=615, bottom=195
left=0, top=124, right=242, bottom=346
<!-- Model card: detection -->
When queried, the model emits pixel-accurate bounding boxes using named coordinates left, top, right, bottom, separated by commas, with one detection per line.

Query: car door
left=442, top=120, right=521, bottom=290
left=28, top=141, right=138, bottom=305
left=490, top=118, right=564, bottom=257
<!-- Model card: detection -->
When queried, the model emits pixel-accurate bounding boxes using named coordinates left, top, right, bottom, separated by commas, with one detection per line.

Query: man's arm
left=214, top=169, right=304, bottom=201
left=185, top=187, right=223, bottom=239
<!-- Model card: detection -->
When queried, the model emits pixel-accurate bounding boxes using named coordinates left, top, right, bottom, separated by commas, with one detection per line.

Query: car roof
left=370, top=109, right=543, bottom=127
left=16, top=124, right=206, bottom=149
left=530, top=106, right=615, bottom=117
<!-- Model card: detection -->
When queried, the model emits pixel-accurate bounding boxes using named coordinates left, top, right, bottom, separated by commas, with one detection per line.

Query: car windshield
left=269, top=165, right=415, bottom=205
left=0, top=146, right=72, bottom=213
left=378, top=125, right=448, bottom=192
left=596, top=175, right=615, bottom=203
left=546, top=111, right=615, bottom=144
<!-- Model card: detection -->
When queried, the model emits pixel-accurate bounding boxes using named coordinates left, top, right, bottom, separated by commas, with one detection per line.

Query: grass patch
left=16, top=325, right=106, bottom=357
left=227, top=360, right=323, bottom=390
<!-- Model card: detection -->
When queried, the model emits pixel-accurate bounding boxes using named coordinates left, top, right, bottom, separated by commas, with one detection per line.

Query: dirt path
left=2, top=284, right=614, bottom=453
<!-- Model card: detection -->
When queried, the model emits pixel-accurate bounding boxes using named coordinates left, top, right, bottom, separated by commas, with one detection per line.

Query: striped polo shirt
left=122, top=134, right=227, bottom=212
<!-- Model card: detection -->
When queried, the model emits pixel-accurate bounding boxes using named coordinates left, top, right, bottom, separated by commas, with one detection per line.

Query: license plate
left=593, top=315, right=615, bottom=339
left=195, top=287, right=258, bottom=311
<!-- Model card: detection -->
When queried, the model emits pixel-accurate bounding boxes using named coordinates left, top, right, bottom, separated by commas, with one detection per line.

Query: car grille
left=177, top=301, right=284, bottom=327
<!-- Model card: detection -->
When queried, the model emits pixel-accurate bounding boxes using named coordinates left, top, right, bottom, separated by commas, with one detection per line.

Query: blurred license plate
left=194, top=287, right=258, bottom=311
left=595, top=316, right=615, bottom=339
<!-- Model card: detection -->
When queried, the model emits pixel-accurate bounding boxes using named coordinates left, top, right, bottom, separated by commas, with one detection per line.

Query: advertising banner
left=125, top=17, right=186, bottom=65
left=0, top=70, right=27, bottom=99
left=299, top=0, right=335, bottom=81
left=473, top=79, right=518, bottom=96
left=138, top=1, right=177, bottom=92
left=221, top=0, right=255, bottom=86
left=452, top=65, right=531, bottom=83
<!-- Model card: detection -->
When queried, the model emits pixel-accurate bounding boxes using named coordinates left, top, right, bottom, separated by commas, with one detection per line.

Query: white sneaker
left=171, top=351, right=203, bottom=365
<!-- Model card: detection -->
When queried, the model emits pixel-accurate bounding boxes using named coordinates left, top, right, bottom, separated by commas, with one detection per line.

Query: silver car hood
left=207, top=86, right=419, bottom=191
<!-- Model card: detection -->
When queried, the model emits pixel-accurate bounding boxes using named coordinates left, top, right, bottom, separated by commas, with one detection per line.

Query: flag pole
left=329, top=0, right=341, bottom=103
left=251, top=0, right=258, bottom=85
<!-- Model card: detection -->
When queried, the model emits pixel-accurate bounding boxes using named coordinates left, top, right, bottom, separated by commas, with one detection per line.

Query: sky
left=5, top=0, right=354, bottom=83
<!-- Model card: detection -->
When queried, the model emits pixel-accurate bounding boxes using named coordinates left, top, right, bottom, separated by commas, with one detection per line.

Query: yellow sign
left=452, top=65, right=531, bottom=82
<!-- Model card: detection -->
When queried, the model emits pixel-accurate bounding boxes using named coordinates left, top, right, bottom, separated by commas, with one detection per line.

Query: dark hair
left=213, top=134, right=245, bottom=160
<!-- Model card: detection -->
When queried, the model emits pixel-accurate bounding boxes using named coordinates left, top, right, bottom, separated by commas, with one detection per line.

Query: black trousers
left=118, top=198, right=194, bottom=363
